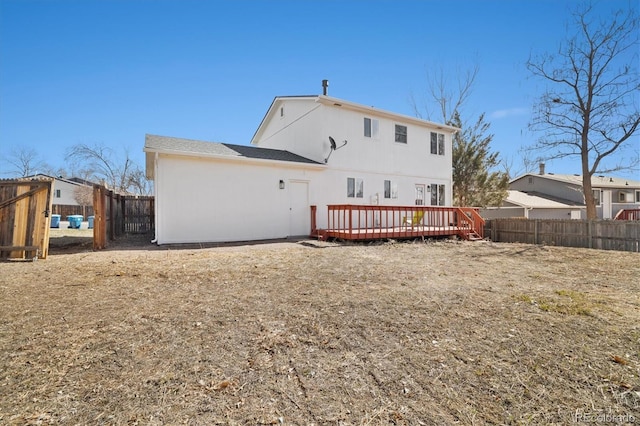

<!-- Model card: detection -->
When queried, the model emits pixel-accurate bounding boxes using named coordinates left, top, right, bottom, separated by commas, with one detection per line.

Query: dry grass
left=1, top=236, right=639, bottom=425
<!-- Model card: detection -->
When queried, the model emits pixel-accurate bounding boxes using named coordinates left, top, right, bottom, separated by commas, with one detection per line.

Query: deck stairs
left=463, top=230, right=484, bottom=241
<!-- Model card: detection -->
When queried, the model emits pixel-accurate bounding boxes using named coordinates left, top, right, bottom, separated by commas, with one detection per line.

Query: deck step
left=465, top=232, right=483, bottom=241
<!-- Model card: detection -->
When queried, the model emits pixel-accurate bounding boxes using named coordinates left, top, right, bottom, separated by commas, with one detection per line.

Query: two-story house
left=144, top=92, right=458, bottom=244
left=481, top=164, right=640, bottom=219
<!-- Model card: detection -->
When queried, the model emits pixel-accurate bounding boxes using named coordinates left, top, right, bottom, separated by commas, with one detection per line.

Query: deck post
left=310, top=205, right=317, bottom=236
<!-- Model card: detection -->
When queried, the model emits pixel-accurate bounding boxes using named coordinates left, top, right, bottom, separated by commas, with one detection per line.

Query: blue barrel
left=67, top=215, right=83, bottom=229
left=50, top=214, right=61, bottom=228
left=88, top=216, right=95, bottom=229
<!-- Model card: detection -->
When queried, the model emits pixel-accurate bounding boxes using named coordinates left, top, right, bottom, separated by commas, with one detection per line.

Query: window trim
left=430, top=184, right=446, bottom=206
left=347, top=177, right=364, bottom=198
left=364, top=117, right=379, bottom=139
left=430, top=132, right=445, bottom=155
left=592, top=189, right=601, bottom=206
left=394, top=124, right=407, bottom=144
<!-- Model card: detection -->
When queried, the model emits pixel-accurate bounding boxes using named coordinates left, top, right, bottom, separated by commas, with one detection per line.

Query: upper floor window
left=55, top=189, right=61, bottom=198
left=364, top=117, right=379, bottom=138
left=636, top=190, right=640, bottom=203
left=347, top=177, right=364, bottom=198
left=395, top=125, right=407, bottom=144
left=430, top=132, right=445, bottom=155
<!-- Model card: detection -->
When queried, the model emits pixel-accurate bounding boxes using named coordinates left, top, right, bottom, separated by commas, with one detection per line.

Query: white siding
left=153, top=154, right=321, bottom=244
left=255, top=98, right=454, bottom=207
left=52, top=179, right=86, bottom=206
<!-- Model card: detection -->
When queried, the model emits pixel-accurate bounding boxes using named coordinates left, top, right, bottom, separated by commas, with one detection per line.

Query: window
left=55, top=189, right=61, bottom=198
left=592, top=189, right=601, bottom=206
left=383, top=181, right=398, bottom=199
left=430, top=184, right=446, bottom=206
left=619, top=192, right=627, bottom=202
left=430, top=132, right=445, bottom=155
left=636, top=190, right=640, bottom=203
left=347, top=177, right=363, bottom=198
left=280, top=107, right=284, bottom=117
left=395, top=124, right=407, bottom=143
left=364, top=117, right=379, bottom=138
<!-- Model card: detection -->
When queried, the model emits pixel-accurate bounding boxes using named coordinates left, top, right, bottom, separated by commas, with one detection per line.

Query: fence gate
left=0, top=178, right=53, bottom=260
left=93, top=185, right=154, bottom=250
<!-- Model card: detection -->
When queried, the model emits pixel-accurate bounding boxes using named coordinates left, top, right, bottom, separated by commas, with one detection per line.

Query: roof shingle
left=144, top=134, right=321, bottom=165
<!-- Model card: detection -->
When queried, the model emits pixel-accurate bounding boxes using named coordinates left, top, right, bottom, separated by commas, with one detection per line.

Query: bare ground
left=0, top=233, right=638, bottom=425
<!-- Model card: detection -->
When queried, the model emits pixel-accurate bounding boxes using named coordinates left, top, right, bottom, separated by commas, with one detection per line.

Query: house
left=481, top=165, right=640, bottom=219
left=26, top=174, right=94, bottom=218
left=144, top=91, right=459, bottom=244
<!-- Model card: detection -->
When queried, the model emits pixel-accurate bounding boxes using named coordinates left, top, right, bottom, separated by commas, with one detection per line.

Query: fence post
left=93, top=185, right=106, bottom=250
left=588, top=220, right=593, bottom=249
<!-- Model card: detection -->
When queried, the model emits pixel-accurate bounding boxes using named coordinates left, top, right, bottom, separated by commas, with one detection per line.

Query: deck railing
left=312, top=204, right=484, bottom=241
left=614, top=208, right=640, bottom=221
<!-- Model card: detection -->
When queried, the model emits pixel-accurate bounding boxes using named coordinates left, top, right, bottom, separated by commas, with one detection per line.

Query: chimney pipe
left=322, top=79, right=329, bottom=96
left=539, top=163, right=545, bottom=175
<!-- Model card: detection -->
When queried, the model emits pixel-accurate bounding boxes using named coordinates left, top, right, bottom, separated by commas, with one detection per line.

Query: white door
left=289, top=181, right=310, bottom=237
left=415, top=184, right=425, bottom=205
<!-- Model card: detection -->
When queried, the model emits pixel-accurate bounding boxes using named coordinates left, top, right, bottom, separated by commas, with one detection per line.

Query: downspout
left=150, top=152, right=159, bottom=244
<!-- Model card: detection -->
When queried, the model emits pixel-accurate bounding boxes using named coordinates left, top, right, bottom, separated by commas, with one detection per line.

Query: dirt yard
left=1, top=233, right=638, bottom=425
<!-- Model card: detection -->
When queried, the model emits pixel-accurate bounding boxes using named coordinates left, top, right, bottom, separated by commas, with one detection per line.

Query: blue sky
left=1, top=0, right=638, bottom=179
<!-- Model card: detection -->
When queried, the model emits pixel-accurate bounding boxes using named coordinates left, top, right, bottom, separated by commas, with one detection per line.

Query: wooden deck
left=311, top=204, right=485, bottom=241
left=614, top=208, right=640, bottom=220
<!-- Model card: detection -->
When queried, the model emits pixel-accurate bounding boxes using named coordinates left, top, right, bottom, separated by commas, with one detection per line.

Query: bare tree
left=65, top=143, right=150, bottom=195
left=412, top=64, right=508, bottom=207
left=410, top=64, right=479, bottom=122
left=2, top=146, right=45, bottom=177
left=73, top=185, right=93, bottom=217
left=527, top=2, right=639, bottom=219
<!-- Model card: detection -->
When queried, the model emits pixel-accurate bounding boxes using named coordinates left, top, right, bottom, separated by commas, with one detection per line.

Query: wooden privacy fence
left=51, top=204, right=94, bottom=219
left=0, top=178, right=53, bottom=260
left=485, top=218, right=640, bottom=252
left=93, top=186, right=154, bottom=250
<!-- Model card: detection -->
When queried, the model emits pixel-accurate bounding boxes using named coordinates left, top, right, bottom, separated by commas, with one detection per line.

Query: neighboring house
left=144, top=92, right=458, bottom=244
left=481, top=166, right=640, bottom=219
left=26, top=174, right=94, bottom=217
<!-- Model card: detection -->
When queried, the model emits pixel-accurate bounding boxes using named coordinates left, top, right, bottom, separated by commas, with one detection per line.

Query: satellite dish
left=329, top=136, right=337, bottom=150
left=325, top=136, right=348, bottom=163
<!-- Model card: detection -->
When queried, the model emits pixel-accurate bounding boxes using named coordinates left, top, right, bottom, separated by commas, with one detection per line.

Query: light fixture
left=279, top=180, right=285, bottom=189
left=427, top=185, right=431, bottom=192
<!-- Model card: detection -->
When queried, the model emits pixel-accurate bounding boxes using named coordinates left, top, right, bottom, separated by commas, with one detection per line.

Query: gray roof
left=512, top=173, right=640, bottom=188
left=505, top=190, right=584, bottom=208
left=145, top=134, right=321, bottom=165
